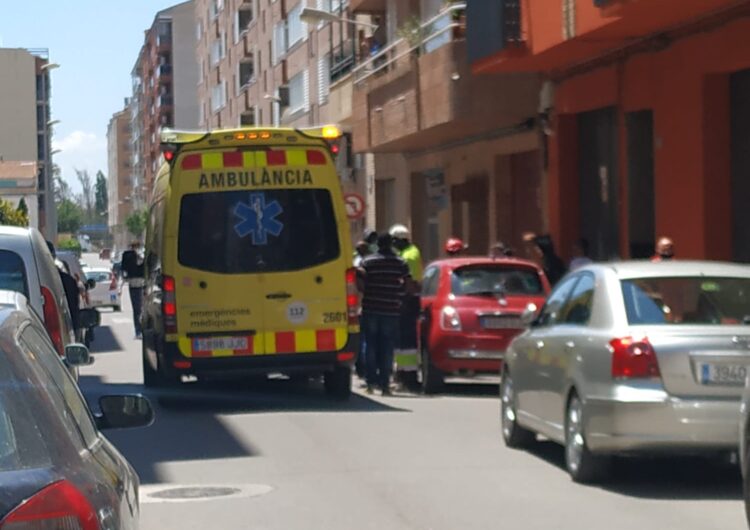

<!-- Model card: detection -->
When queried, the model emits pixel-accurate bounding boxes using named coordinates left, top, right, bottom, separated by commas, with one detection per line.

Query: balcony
left=352, top=2, right=538, bottom=153
left=331, top=39, right=356, bottom=83
left=157, top=94, right=173, bottom=109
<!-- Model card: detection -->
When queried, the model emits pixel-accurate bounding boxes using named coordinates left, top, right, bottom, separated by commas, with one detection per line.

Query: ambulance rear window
left=178, top=189, right=340, bottom=273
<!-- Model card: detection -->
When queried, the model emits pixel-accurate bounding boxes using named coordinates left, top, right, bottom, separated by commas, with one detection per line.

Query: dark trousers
left=129, top=286, right=143, bottom=335
left=399, top=294, right=420, bottom=350
left=363, top=313, right=400, bottom=389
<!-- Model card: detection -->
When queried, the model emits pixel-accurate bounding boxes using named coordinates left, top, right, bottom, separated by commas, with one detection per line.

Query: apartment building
left=131, top=1, right=201, bottom=202
left=195, top=0, right=372, bottom=239
left=470, top=0, right=750, bottom=262
left=107, top=101, right=134, bottom=250
left=350, top=0, right=543, bottom=261
left=0, top=48, right=57, bottom=239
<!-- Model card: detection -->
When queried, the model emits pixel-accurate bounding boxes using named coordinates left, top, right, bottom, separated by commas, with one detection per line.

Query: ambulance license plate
left=193, top=337, right=248, bottom=352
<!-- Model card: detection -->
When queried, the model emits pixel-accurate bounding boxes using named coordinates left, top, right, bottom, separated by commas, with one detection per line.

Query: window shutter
left=318, top=54, right=330, bottom=106
left=303, top=69, right=310, bottom=111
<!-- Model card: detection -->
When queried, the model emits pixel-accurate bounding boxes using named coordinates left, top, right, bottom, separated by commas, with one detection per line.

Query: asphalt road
left=78, top=254, right=748, bottom=530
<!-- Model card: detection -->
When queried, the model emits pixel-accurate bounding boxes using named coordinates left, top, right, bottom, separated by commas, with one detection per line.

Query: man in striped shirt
left=359, top=233, right=413, bottom=395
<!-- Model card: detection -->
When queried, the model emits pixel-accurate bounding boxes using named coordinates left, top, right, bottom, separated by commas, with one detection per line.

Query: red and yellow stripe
left=181, top=149, right=327, bottom=170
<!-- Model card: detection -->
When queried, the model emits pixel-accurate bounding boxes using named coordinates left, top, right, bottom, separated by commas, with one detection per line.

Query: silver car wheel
left=566, top=396, right=585, bottom=474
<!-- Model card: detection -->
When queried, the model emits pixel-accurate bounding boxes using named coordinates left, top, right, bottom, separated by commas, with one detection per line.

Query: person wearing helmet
left=445, top=237, right=468, bottom=257
left=389, top=224, right=422, bottom=382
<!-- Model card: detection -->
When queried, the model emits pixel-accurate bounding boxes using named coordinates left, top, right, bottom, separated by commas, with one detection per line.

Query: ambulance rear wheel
left=142, top=341, right=180, bottom=388
left=324, top=365, right=351, bottom=400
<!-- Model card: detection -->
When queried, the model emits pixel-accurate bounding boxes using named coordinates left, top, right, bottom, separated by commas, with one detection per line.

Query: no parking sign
left=344, top=193, right=366, bottom=220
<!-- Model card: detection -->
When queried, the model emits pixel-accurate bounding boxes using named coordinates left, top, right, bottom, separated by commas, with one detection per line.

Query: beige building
left=350, top=0, right=544, bottom=261
left=195, top=0, right=372, bottom=240
left=131, top=1, right=201, bottom=203
left=0, top=161, right=39, bottom=228
left=0, top=48, right=57, bottom=239
left=107, top=102, right=134, bottom=249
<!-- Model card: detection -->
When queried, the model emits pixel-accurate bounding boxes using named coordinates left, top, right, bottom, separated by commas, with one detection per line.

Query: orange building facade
left=469, top=0, right=750, bottom=261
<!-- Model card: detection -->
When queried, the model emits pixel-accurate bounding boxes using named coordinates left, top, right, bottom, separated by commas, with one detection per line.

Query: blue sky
left=1, top=1, right=182, bottom=191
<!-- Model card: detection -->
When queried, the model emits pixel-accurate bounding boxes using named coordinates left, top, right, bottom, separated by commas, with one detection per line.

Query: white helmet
left=389, top=224, right=410, bottom=239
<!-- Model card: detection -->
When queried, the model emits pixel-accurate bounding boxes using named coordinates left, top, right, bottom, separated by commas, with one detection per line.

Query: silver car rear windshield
left=622, top=276, right=750, bottom=325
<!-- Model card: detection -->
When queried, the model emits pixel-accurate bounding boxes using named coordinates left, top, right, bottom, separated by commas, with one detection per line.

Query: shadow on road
left=79, top=375, right=408, bottom=484
left=525, top=440, right=742, bottom=500
left=88, top=326, right=124, bottom=354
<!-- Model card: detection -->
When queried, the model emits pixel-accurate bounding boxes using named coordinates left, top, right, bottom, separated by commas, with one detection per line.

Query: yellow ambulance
left=141, top=126, right=358, bottom=399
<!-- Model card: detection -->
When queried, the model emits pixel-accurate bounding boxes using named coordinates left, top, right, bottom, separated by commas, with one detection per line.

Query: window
left=422, top=267, right=440, bottom=297
left=287, top=70, right=308, bottom=114
left=318, top=54, right=330, bottom=105
left=238, top=59, right=255, bottom=89
left=178, top=189, right=340, bottom=274
left=240, top=106, right=256, bottom=126
left=287, top=3, right=306, bottom=47
left=273, top=21, right=287, bottom=64
left=209, top=0, right=220, bottom=19
left=210, top=39, right=222, bottom=66
left=451, top=265, right=544, bottom=297
left=238, top=6, right=254, bottom=33
left=196, top=19, right=204, bottom=41
left=211, top=81, right=227, bottom=112
left=19, top=326, right=99, bottom=449
left=535, top=275, right=579, bottom=327
left=621, top=276, right=750, bottom=325
left=0, top=251, right=28, bottom=297
left=562, top=273, right=595, bottom=324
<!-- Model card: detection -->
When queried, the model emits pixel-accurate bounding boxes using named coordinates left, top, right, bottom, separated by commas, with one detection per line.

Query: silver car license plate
left=700, top=363, right=747, bottom=386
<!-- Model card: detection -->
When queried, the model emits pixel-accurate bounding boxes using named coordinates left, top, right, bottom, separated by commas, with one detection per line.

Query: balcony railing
left=157, top=94, right=173, bottom=107
left=331, top=39, right=356, bottom=83
left=352, top=2, right=466, bottom=86
left=157, top=63, right=172, bottom=77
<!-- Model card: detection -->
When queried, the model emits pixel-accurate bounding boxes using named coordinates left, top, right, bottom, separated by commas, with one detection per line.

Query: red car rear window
left=451, top=265, right=543, bottom=296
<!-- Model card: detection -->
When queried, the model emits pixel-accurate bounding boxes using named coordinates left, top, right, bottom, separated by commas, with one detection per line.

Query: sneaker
left=381, top=388, right=392, bottom=397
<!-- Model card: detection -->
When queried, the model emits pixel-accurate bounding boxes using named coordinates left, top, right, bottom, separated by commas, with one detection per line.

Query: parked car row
left=0, top=227, right=154, bottom=529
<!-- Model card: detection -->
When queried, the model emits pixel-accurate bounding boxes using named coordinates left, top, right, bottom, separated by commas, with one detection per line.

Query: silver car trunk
left=633, top=325, right=750, bottom=398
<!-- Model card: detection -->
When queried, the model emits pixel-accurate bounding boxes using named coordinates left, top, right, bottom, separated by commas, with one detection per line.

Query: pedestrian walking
left=651, top=237, right=675, bottom=262
left=445, top=237, right=468, bottom=257
left=359, top=233, right=413, bottom=395
left=121, top=241, right=146, bottom=339
left=568, top=238, right=593, bottom=271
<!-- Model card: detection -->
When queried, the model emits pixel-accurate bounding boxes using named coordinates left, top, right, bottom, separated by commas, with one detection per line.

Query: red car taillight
left=610, top=337, right=661, bottom=379
left=0, top=480, right=100, bottom=530
left=440, top=306, right=462, bottom=331
left=162, top=275, right=177, bottom=334
left=40, top=286, right=64, bottom=356
left=345, top=268, right=359, bottom=325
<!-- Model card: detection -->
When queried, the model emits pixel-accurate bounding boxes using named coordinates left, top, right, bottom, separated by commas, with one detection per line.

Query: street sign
left=343, top=193, right=366, bottom=220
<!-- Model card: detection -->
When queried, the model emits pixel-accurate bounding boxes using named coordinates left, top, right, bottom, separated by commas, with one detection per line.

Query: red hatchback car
left=417, top=257, right=550, bottom=393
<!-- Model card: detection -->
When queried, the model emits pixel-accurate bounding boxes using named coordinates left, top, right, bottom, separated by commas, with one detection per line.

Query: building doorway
left=451, top=174, right=489, bottom=255
left=626, top=110, right=655, bottom=259
left=731, top=69, right=750, bottom=262
left=411, top=171, right=441, bottom=261
left=578, top=107, right=620, bottom=260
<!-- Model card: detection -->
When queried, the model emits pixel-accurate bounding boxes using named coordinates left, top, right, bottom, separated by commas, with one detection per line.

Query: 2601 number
left=323, top=312, right=347, bottom=323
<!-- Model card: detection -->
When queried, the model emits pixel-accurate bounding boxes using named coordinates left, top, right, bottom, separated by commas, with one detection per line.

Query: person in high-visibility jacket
left=389, top=224, right=422, bottom=380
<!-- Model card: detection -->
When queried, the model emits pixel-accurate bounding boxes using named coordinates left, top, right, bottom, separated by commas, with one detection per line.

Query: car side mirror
left=96, top=395, right=154, bottom=430
left=79, top=308, right=101, bottom=328
left=65, top=343, right=94, bottom=367
left=521, top=303, right=539, bottom=327
left=86, top=278, right=96, bottom=290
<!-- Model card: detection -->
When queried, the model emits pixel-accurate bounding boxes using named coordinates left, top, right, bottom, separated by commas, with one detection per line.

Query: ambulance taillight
left=162, top=275, right=178, bottom=334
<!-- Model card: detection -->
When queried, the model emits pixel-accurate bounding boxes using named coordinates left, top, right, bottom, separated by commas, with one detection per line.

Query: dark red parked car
left=416, top=257, right=550, bottom=393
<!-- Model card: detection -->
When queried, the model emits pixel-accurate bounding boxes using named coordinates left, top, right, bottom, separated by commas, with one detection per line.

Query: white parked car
left=85, top=268, right=121, bottom=311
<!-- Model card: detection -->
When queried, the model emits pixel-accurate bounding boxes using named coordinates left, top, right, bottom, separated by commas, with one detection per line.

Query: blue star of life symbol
left=233, top=192, right=284, bottom=245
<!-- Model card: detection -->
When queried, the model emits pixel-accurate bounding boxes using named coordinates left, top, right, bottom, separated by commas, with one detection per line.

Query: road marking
left=139, top=484, right=273, bottom=504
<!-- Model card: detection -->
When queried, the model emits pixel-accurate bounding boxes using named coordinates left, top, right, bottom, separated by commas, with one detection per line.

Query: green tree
left=75, top=169, right=94, bottom=223
left=0, top=198, right=28, bottom=227
left=95, top=170, right=108, bottom=222
left=125, top=209, right=148, bottom=238
left=57, top=198, right=84, bottom=234
left=16, top=197, right=28, bottom=217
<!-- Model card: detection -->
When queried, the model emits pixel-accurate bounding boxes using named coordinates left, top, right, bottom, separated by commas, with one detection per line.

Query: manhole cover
left=150, top=487, right=241, bottom=500
left=140, top=484, right=273, bottom=504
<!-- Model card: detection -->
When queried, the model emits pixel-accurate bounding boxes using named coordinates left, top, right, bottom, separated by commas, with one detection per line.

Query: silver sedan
left=501, top=261, right=750, bottom=483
